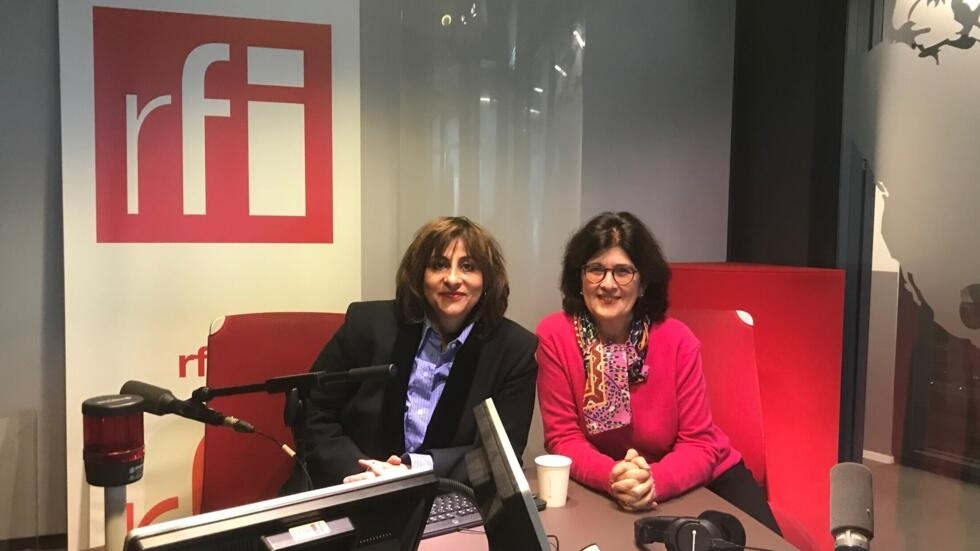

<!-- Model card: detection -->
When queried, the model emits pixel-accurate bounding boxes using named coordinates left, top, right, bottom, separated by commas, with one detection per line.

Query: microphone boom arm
left=190, top=373, right=320, bottom=403
left=190, top=365, right=395, bottom=403
left=187, top=363, right=396, bottom=488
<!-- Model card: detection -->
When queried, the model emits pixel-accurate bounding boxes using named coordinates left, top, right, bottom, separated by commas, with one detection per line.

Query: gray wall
left=581, top=1, right=735, bottom=261
left=1, top=0, right=734, bottom=538
left=0, top=0, right=67, bottom=537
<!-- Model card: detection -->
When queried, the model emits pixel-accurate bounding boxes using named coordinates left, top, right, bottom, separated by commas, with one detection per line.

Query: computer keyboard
left=421, top=491, right=483, bottom=539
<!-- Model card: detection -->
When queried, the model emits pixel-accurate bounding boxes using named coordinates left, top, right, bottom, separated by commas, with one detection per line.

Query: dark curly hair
left=560, top=212, right=670, bottom=322
left=395, top=217, right=509, bottom=333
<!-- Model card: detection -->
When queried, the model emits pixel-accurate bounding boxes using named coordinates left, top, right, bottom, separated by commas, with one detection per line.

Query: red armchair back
left=671, top=307, right=821, bottom=551
left=670, top=309, right=767, bottom=488
left=670, top=263, right=844, bottom=551
left=200, top=312, right=345, bottom=512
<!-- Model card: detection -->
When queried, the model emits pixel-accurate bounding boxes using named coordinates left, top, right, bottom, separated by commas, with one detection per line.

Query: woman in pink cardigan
left=536, top=211, right=780, bottom=533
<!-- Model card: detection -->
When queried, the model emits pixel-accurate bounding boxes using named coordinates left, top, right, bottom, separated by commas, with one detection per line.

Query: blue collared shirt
left=403, top=320, right=474, bottom=470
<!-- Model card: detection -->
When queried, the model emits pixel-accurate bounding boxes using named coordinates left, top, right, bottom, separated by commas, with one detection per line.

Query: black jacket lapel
left=379, top=322, right=422, bottom=454
left=421, top=335, right=483, bottom=450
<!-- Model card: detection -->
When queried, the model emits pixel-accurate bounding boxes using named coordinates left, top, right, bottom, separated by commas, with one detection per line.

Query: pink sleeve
left=648, top=342, right=723, bottom=500
left=535, top=317, right=616, bottom=494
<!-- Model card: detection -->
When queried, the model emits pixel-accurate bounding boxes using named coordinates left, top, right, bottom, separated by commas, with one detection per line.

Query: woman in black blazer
left=288, top=217, right=538, bottom=489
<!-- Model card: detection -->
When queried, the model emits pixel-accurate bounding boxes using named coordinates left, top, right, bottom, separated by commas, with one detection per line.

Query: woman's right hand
left=609, top=448, right=657, bottom=511
left=342, top=455, right=408, bottom=483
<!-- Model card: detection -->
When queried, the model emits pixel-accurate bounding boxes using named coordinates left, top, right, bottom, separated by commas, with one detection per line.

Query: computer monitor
left=123, top=468, right=437, bottom=551
left=466, top=398, right=550, bottom=550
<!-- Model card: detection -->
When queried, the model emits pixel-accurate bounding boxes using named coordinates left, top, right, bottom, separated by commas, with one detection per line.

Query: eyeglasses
left=581, top=264, right=638, bottom=285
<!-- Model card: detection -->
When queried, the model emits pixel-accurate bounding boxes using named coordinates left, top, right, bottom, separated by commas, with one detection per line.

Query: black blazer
left=291, top=300, right=538, bottom=489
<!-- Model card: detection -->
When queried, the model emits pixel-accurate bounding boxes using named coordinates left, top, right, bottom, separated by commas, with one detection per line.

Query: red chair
left=670, top=308, right=820, bottom=551
left=671, top=263, right=844, bottom=551
left=199, top=312, right=345, bottom=513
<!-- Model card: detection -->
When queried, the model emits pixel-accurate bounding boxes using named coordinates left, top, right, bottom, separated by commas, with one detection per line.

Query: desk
left=421, top=474, right=797, bottom=551
left=100, top=472, right=797, bottom=551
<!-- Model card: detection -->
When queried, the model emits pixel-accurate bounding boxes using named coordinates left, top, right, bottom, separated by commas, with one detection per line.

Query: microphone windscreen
left=830, top=462, right=874, bottom=537
left=120, top=380, right=176, bottom=416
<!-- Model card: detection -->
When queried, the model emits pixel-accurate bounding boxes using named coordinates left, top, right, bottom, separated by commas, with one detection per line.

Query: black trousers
left=706, top=460, right=782, bottom=535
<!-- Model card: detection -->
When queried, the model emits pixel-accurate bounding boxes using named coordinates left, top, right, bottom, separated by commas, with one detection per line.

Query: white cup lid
left=535, top=454, right=572, bottom=468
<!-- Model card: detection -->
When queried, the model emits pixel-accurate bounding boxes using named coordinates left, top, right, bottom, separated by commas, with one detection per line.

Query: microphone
left=830, top=462, right=874, bottom=551
left=317, top=363, right=397, bottom=383
left=120, top=380, right=255, bottom=433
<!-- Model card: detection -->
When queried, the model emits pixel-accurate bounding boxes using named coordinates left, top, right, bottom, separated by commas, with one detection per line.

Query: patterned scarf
left=574, top=314, right=651, bottom=435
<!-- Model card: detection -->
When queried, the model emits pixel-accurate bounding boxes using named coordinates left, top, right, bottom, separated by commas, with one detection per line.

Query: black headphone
left=634, top=510, right=746, bottom=551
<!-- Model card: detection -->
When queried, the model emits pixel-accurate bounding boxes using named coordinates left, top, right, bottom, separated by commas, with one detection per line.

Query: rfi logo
left=93, top=8, right=333, bottom=243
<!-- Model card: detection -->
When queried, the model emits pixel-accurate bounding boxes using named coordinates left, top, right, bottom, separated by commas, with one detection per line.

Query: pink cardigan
left=535, top=311, right=741, bottom=501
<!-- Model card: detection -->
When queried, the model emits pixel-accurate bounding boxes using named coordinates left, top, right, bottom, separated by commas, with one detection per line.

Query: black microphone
left=317, top=363, right=397, bottom=383
left=120, top=380, right=255, bottom=433
left=830, top=462, right=874, bottom=551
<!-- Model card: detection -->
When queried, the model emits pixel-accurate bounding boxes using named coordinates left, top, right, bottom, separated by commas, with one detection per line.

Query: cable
left=252, top=428, right=313, bottom=491
left=435, top=477, right=478, bottom=503
left=547, top=533, right=560, bottom=551
left=710, top=540, right=778, bottom=551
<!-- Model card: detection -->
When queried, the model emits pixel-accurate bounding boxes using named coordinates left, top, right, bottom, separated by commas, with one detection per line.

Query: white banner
left=59, top=2, right=360, bottom=548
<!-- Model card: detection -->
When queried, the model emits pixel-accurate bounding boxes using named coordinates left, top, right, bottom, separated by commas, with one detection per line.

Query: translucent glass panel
left=0, top=409, right=38, bottom=550
left=361, top=0, right=585, bottom=330
left=844, top=0, right=980, bottom=483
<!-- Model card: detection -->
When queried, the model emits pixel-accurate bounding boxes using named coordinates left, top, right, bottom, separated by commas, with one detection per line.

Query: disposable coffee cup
left=535, top=454, right=572, bottom=508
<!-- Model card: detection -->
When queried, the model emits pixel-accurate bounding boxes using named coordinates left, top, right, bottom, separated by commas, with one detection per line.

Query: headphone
left=634, top=510, right=746, bottom=551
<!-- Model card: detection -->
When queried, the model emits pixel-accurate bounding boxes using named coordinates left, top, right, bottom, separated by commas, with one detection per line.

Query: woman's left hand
left=610, top=450, right=657, bottom=511
left=616, top=478, right=657, bottom=511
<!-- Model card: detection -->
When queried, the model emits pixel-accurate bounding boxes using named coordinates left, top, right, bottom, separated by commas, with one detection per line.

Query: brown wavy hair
left=395, top=217, right=509, bottom=333
left=560, top=211, right=671, bottom=322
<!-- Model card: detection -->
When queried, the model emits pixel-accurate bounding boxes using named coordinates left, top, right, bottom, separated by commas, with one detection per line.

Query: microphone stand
left=188, top=366, right=394, bottom=491
left=189, top=372, right=322, bottom=469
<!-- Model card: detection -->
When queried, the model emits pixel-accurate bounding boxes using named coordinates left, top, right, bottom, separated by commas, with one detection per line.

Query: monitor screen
left=466, top=398, right=550, bottom=550
left=123, top=469, right=438, bottom=551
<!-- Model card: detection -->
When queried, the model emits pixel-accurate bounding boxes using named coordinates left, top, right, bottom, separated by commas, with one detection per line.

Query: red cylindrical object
left=82, top=395, right=145, bottom=487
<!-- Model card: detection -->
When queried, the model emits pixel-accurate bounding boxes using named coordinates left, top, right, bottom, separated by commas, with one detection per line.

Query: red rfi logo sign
left=93, top=7, right=333, bottom=243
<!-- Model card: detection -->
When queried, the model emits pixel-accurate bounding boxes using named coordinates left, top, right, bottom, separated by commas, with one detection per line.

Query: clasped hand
left=342, top=455, right=409, bottom=483
left=609, top=448, right=657, bottom=511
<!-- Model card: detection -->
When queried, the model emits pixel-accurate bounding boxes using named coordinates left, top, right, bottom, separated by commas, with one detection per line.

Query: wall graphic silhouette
left=858, top=0, right=980, bottom=481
